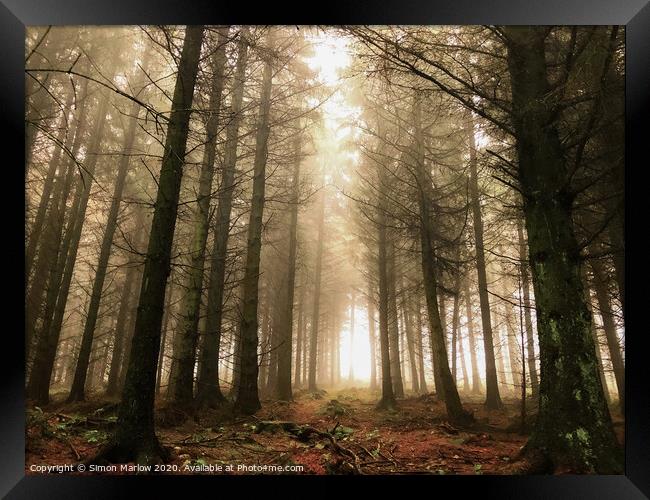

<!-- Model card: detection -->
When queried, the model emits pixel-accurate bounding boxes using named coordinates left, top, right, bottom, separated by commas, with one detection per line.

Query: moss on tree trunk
left=504, top=26, right=622, bottom=473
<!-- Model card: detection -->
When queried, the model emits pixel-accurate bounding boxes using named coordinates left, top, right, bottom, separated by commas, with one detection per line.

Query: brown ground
left=25, top=387, right=624, bottom=475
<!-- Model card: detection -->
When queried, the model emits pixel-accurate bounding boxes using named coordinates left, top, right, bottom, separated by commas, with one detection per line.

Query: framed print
left=3, top=0, right=648, bottom=497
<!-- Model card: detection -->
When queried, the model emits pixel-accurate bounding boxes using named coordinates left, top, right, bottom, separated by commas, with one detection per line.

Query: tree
left=503, top=26, right=621, bottom=472
left=27, top=62, right=116, bottom=405
left=196, top=28, right=250, bottom=408
left=308, top=188, right=325, bottom=392
left=94, top=25, right=205, bottom=465
left=276, top=131, right=303, bottom=401
left=517, top=220, right=539, bottom=396
left=466, top=112, right=502, bottom=409
left=412, top=92, right=472, bottom=425
left=67, top=55, right=151, bottom=401
left=234, top=28, right=276, bottom=415
left=168, top=27, right=229, bottom=408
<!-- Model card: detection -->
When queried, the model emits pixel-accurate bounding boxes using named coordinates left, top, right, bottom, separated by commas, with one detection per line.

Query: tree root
left=507, top=443, right=554, bottom=474
left=375, top=397, right=397, bottom=411
left=84, top=437, right=171, bottom=468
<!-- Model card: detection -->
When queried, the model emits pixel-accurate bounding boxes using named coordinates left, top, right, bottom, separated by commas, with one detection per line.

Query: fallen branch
left=255, top=420, right=363, bottom=474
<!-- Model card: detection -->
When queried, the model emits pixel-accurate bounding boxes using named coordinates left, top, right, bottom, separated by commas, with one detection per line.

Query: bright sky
left=306, top=31, right=351, bottom=85
left=303, top=32, right=372, bottom=381
left=305, top=31, right=360, bottom=133
left=338, top=306, right=372, bottom=382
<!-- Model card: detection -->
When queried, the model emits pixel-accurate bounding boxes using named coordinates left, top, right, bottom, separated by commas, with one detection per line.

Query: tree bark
left=348, top=290, right=355, bottom=383
left=505, top=297, right=524, bottom=395
left=196, top=29, right=249, bottom=408
left=415, top=295, right=428, bottom=393
left=464, top=279, right=482, bottom=394
left=234, top=29, right=275, bottom=415
left=466, top=111, right=502, bottom=409
left=258, top=292, right=271, bottom=391
left=294, top=275, right=306, bottom=388
left=375, top=171, right=395, bottom=410
left=387, top=243, right=404, bottom=398
left=308, top=190, right=325, bottom=392
left=504, top=26, right=621, bottom=472
left=413, top=93, right=471, bottom=424
left=582, top=267, right=612, bottom=406
left=106, top=210, right=147, bottom=397
left=457, top=297, right=470, bottom=393
left=517, top=220, right=539, bottom=396
left=276, top=132, right=301, bottom=400
left=400, top=280, right=419, bottom=394
left=589, top=257, right=624, bottom=414
left=367, top=286, right=378, bottom=391
left=450, top=276, right=461, bottom=384
left=168, top=28, right=229, bottom=407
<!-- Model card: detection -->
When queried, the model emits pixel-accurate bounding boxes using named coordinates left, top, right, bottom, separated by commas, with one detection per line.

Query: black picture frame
left=4, top=1, right=648, bottom=497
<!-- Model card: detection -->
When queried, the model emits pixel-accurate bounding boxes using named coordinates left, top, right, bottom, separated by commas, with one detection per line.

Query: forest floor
left=26, top=387, right=625, bottom=475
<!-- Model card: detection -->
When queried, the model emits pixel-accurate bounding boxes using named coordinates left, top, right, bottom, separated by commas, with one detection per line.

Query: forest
left=25, top=25, right=625, bottom=475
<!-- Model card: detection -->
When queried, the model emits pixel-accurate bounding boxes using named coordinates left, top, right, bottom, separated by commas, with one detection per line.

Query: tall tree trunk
left=335, top=310, right=341, bottom=385
left=106, top=207, right=147, bottom=397
left=582, top=268, right=612, bottom=405
left=493, top=320, right=509, bottom=396
left=517, top=220, right=539, bottom=396
left=589, top=257, right=624, bottom=415
left=457, top=301, right=470, bottom=393
left=230, top=321, right=242, bottom=397
left=505, top=298, right=523, bottom=395
left=376, top=174, right=395, bottom=410
left=25, top=32, right=55, bottom=173
left=118, top=265, right=145, bottom=391
left=415, top=295, right=428, bottom=393
left=367, top=286, right=378, bottom=391
left=196, top=29, right=249, bottom=408
left=466, top=111, right=502, bottom=409
left=308, top=190, right=325, bottom=391
left=439, top=291, right=449, bottom=360
left=276, top=132, right=302, bottom=400
left=387, top=243, right=404, bottom=398
left=302, top=316, right=308, bottom=387
left=504, top=26, right=621, bottom=472
left=156, top=283, right=175, bottom=395
left=330, top=312, right=336, bottom=385
left=27, top=78, right=114, bottom=405
left=234, top=29, right=275, bottom=415
left=168, top=28, right=229, bottom=407
left=348, top=290, right=355, bottom=382
left=464, top=279, right=482, bottom=394
left=266, top=298, right=280, bottom=392
left=25, top=80, right=88, bottom=361
left=400, top=281, right=419, bottom=394
left=68, top=97, right=143, bottom=402
left=450, top=275, right=461, bottom=384
left=257, top=293, right=271, bottom=392
left=318, top=312, right=328, bottom=384
left=294, top=276, right=305, bottom=388
left=97, top=26, right=204, bottom=465
left=25, top=148, right=72, bottom=364
left=413, top=93, right=471, bottom=424
left=26, top=85, right=77, bottom=282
